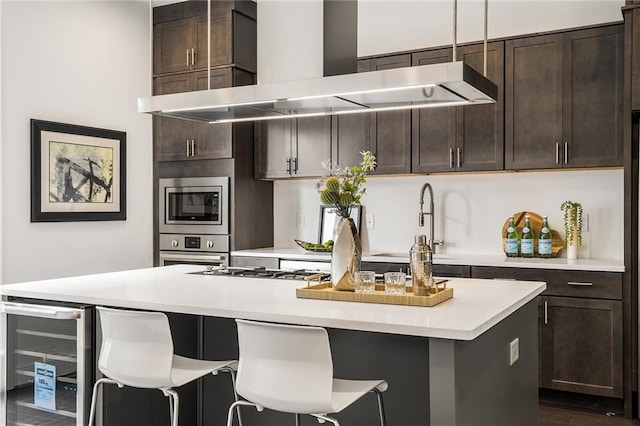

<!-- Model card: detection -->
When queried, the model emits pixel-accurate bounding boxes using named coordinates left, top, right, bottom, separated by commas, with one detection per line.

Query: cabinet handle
left=544, top=301, right=548, bottom=325
left=456, top=148, right=462, bottom=168
left=449, top=148, right=454, bottom=168
left=186, top=140, right=190, bottom=157
left=186, top=49, right=190, bottom=67
left=567, top=281, right=593, bottom=286
left=286, top=158, right=292, bottom=174
left=292, top=157, right=298, bottom=173
left=191, top=48, right=195, bottom=66
left=191, top=140, right=195, bottom=156
left=564, top=142, right=568, bottom=164
left=555, top=143, right=559, bottom=164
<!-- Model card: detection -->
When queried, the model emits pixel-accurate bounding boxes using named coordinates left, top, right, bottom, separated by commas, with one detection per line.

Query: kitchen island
left=0, top=265, right=546, bottom=425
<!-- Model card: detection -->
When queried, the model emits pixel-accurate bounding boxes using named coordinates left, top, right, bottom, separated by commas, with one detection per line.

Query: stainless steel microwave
left=159, top=177, right=229, bottom=235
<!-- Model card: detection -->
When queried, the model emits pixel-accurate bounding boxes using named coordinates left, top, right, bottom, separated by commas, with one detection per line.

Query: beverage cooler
left=0, top=300, right=93, bottom=426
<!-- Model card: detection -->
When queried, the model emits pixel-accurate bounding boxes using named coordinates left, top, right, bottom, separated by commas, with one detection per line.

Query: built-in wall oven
left=158, top=177, right=230, bottom=267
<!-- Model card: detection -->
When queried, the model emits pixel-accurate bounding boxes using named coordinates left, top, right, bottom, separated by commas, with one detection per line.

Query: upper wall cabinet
left=255, top=116, right=332, bottom=179
left=332, top=55, right=412, bottom=175
left=411, top=42, right=504, bottom=173
left=154, top=67, right=254, bottom=162
left=505, top=25, right=624, bottom=170
left=153, top=1, right=256, bottom=76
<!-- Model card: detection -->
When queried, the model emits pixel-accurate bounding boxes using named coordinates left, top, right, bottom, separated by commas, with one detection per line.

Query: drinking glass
left=384, top=272, right=407, bottom=295
left=354, top=271, right=376, bottom=294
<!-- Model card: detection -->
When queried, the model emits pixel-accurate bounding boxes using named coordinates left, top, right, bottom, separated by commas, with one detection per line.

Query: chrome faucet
left=418, top=183, right=444, bottom=253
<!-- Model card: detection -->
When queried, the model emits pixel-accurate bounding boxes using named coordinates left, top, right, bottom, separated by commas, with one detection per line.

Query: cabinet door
left=456, top=42, right=504, bottom=172
left=154, top=74, right=195, bottom=162
left=633, top=9, right=640, bottom=111
left=193, top=69, right=234, bottom=160
left=433, top=264, right=471, bottom=278
left=292, top=116, right=332, bottom=177
left=154, top=18, right=193, bottom=75
left=255, top=119, right=294, bottom=179
left=331, top=60, right=372, bottom=170
left=369, top=55, right=412, bottom=175
left=411, top=48, right=456, bottom=173
left=541, top=296, right=622, bottom=398
left=505, top=34, right=563, bottom=170
left=562, top=26, right=623, bottom=168
left=195, top=14, right=232, bottom=69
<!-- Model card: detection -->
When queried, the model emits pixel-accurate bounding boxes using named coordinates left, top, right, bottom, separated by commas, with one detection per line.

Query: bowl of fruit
left=295, top=239, right=334, bottom=252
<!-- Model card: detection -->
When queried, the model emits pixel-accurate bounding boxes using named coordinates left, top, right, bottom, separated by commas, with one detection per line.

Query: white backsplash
left=274, top=169, right=624, bottom=260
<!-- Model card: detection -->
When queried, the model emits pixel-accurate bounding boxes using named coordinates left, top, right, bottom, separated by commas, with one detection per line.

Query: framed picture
left=30, top=119, right=126, bottom=222
left=317, top=205, right=362, bottom=244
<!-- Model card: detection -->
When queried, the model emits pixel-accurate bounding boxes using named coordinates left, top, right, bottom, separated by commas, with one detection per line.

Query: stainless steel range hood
left=139, top=0, right=497, bottom=124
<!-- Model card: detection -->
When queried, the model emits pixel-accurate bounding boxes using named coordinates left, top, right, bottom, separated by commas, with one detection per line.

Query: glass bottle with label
left=538, top=216, right=553, bottom=258
left=520, top=216, right=534, bottom=258
left=505, top=216, right=519, bottom=257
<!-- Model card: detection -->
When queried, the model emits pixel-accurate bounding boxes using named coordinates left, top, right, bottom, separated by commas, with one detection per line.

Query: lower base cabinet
left=471, top=266, right=623, bottom=399
left=541, top=296, right=622, bottom=397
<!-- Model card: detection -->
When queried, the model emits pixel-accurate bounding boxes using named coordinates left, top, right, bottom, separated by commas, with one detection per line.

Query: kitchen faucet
left=418, top=183, right=444, bottom=253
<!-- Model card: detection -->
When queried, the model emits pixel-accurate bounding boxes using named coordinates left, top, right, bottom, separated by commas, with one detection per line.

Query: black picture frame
left=30, top=119, right=127, bottom=222
left=318, top=205, right=362, bottom=244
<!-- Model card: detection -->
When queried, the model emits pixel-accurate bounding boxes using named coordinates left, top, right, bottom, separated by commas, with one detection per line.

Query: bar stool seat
left=227, top=319, right=387, bottom=426
left=88, top=306, right=242, bottom=426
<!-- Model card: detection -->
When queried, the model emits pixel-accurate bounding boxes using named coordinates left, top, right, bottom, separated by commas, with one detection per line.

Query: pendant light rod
left=452, top=0, right=457, bottom=62
left=484, top=0, right=488, bottom=77
left=149, top=0, right=153, bottom=96
left=208, top=0, right=211, bottom=90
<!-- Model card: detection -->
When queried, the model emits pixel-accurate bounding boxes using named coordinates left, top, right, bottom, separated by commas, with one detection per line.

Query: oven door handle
left=0, top=302, right=81, bottom=319
left=160, top=252, right=227, bottom=262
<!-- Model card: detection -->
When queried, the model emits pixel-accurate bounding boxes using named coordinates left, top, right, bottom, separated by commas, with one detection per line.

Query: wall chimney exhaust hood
left=138, top=0, right=497, bottom=124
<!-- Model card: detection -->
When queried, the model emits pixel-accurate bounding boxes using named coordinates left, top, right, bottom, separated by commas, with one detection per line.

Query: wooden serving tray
left=296, top=282, right=453, bottom=307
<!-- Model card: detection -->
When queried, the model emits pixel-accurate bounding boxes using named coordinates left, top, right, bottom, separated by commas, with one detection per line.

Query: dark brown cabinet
left=505, top=25, right=624, bottom=169
left=154, top=67, right=254, bottom=162
left=412, top=42, right=504, bottom=173
left=541, top=296, right=622, bottom=397
left=632, top=8, right=640, bottom=111
left=255, top=116, right=332, bottom=179
left=471, top=266, right=623, bottom=398
left=332, top=55, right=411, bottom=175
left=153, top=1, right=256, bottom=76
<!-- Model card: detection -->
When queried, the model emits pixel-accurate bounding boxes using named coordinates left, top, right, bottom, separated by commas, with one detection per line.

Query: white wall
left=275, top=170, right=624, bottom=260
left=358, top=0, right=625, bottom=57
left=274, top=0, right=626, bottom=260
left=1, top=1, right=153, bottom=284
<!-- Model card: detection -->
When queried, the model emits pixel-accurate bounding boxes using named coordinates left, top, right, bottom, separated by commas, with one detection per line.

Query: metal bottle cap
left=415, top=234, right=427, bottom=245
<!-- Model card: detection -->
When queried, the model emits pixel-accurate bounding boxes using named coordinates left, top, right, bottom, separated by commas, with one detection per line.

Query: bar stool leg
left=295, top=413, right=301, bottom=426
left=373, top=388, right=387, bottom=426
left=164, top=389, right=179, bottom=426
left=88, top=378, right=118, bottom=426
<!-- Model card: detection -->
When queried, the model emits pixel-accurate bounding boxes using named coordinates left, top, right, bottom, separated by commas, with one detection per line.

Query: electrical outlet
left=296, top=213, right=305, bottom=228
left=509, top=338, right=519, bottom=366
left=366, top=213, right=375, bottom=229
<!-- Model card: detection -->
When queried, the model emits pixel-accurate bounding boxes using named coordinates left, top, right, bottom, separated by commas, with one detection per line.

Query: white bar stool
left=227, top=319, right=388, bottom=426
left=88, top=306, right=243, bottom=426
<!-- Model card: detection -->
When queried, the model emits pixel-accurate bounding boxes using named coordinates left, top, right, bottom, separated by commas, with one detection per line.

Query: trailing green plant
left=560, top=201, right=583, bottom=246
left=316, top=151, right=376, bottom=218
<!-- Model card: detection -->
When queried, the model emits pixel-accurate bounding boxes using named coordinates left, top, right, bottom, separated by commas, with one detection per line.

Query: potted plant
left=317, top=151, right=376, bottom=290
left=560, top=200, right=583, bottom=260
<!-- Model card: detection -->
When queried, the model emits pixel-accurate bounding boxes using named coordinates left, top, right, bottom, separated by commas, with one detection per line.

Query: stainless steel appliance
left=159, top=176, right=230, bottom=267
left=158, top=234, right=229, bottom=267
left=0, top=300, right=93, bottom=426
left=159, top=177, right=229, bottom=235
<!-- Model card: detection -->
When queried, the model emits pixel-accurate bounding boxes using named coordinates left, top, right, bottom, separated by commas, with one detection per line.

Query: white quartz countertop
left=231, top=247, right=624, bottom=272
left=0, top=265, right=546, bottom=340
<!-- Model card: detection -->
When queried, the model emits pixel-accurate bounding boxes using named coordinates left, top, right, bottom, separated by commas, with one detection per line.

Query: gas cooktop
left=190, top=265, right=331, bottom=281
